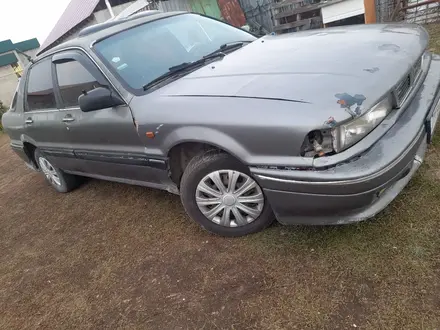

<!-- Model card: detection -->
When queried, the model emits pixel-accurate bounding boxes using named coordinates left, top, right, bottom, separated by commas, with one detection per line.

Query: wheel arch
left=167, top=141, right=237, bottom=187
left=21, top=138, right=39, bottom=169
left=164, top=127, right=251, bottom=187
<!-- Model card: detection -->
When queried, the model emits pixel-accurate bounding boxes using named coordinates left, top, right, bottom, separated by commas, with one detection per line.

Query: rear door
left=23, top=58, right=71, bottom=167
left=52, top=51, right=162, bottom=183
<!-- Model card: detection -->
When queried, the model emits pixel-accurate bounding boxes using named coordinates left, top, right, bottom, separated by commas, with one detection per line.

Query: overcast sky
left=0, top=0, right=72, bottom=44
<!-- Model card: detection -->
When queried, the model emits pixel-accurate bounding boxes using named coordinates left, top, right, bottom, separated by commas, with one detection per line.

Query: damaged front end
left=301, top=95, right=394, bottom=158
left=301, top=129, right=334, bottom=158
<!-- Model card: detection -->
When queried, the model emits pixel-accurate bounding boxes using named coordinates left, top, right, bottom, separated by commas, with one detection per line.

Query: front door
left=52, top=51, right=162, bottom=183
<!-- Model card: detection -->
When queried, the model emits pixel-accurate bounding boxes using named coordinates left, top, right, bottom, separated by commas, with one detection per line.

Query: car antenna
left=15, top=48, right=34, bottom=64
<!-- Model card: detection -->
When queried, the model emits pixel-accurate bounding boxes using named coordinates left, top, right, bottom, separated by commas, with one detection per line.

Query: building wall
left=24, top=48, right=39, bottom=61
left=0, top=48, right=38, bottom=106
left=157, top=0, right=192, bottom=12
left=0, top=65, right=19, bottom=106
left=321, top=0, right=365, bottom=24
left=238, top=0, right=274, bottom=33
left=93, top=2, right=136, bottom=22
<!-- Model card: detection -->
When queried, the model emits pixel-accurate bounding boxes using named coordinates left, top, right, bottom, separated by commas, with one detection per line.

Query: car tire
left=180, top=150, right=274, bottom=237
left=34, top=149, right=81, bottom=193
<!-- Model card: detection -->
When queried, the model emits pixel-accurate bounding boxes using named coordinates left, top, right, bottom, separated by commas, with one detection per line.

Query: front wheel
left=180, top=151, right=274, bottom=237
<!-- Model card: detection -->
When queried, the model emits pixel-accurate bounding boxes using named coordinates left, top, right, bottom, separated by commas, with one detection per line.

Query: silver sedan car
left=2, top=11, right=440, bottom=236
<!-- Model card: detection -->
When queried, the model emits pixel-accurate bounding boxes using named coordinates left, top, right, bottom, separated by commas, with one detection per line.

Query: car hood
left=158, top=24, right=428, bottom=124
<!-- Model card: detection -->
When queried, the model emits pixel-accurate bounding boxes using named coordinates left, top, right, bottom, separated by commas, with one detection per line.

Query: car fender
left=164, top=125, right=251, bottom=164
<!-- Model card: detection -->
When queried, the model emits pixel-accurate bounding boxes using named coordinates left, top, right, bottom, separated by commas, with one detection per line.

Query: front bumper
left=251, top=54, right=440, bottom=225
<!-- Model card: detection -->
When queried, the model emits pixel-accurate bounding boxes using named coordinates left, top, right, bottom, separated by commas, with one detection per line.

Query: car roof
left=35, top=11, right=187, bottom=60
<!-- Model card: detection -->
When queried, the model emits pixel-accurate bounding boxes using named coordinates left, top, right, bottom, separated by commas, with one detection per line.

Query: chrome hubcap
left=195, top=170, right=264, bottom=227
left=38, top=157, right=61, bottom=186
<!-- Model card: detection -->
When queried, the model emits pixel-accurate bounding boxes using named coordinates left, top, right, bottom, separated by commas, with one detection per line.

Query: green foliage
left=0, top=100, right=7, bottom=131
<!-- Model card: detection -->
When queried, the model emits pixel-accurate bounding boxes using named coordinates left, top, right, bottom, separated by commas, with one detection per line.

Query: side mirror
left=78, top=87, right=125, bottom=112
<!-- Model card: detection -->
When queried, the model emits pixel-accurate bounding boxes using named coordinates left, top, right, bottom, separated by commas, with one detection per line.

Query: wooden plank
left=274, top=3, right=323, bottom=19
left=364, top=0, right=377, bottom=23
left=275, top=8, right=302, bottom=19
left=403, top=0, right=439, bottom=10
left=272, top=0, right=307, bottom=9
left=273, top=17, right=320, bottom=31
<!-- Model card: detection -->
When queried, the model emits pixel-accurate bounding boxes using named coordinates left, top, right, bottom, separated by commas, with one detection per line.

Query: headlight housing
left=331, top=95, right=393, bottom=152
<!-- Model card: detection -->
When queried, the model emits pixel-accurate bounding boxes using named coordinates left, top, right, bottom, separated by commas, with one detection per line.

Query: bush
left=0, top=101, right=7, bottom=131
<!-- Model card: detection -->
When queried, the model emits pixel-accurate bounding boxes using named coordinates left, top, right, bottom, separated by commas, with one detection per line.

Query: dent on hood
left=335, top=93, right=366, bottom=118
left=364, top=67, right=380, bottom=73
left=381, top=24, right=423, bottom=36
left=378, top=44, right=401, bottom=53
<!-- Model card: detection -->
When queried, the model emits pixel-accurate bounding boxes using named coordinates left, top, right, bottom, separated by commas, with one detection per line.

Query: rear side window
left=9, top=92, right=18, bottom=112
left=26, top=60, right=56, bottom=111
left=56, top=60, right=101, bottom=108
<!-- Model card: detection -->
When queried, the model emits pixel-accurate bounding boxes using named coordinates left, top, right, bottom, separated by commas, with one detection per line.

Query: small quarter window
left=26, top=60, right=56, bottom=111
left=56, top=60, right=101, bottom=108
left=10, top=91, right=18, bottom=111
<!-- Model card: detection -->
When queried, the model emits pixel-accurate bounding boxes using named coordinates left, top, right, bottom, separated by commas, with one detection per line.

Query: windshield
left=94, top=14, right=256, bottom=90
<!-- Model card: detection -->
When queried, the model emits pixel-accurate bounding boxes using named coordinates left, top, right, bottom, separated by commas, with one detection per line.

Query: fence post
left=364, top=0, right=377, bottom=22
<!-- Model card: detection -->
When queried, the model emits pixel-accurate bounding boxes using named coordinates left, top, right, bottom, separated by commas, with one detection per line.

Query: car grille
left=394, top=56, right=423, bottom=107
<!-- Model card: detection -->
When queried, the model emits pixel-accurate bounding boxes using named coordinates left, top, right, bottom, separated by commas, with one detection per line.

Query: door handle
left=25, top=118, right=33, bottom=124
left=62, top=116, right=75, bottom=123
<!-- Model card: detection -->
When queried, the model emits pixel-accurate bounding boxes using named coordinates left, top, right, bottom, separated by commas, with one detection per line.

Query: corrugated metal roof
left=14, top=39, right=40, bottom=52
left=39, top=0, right=100, bottom=54
left=0, top=40, right=14, bottom=54
left=0, top=53, right=18, bottom=67
left=0, top=38, right=40, bottom=54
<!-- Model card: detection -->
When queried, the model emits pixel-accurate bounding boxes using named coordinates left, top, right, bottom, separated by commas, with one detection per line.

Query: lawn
left=0, top=26, right=439, bottom=330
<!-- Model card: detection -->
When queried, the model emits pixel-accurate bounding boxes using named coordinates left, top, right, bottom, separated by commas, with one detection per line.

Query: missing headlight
left=301, top=130, right=334, bottom=157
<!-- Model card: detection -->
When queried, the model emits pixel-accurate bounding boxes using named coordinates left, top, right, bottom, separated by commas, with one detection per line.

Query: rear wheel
left=34, top=149, right=81, bottom=193
left=180, top=151, right=274, bottom=236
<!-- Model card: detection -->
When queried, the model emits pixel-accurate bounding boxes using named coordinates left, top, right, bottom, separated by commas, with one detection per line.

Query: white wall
left=321, top=0, right=365, bottom=24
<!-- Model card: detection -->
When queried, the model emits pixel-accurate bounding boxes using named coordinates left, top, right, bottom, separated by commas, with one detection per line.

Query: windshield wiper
left=143, top=52, right=226, bottom=91
left=205, top=40, right=253, bottom=57
left=142, top=41, right=253, bottom=91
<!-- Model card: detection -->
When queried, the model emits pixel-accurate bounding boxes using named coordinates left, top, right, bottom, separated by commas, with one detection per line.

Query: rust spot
left=217, top=0, right=246, bottom=27
left=146, top=132, right=155, bottom=139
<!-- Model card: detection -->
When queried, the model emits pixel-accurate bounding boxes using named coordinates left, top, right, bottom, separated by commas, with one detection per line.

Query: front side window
left=56, top=60, right=101, bottom=108
left=94, top=13, right=255, bottom=90
left=26, top=60, right=56, bottom=111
